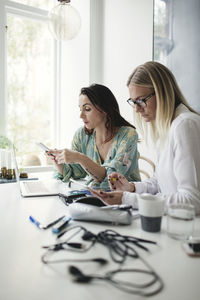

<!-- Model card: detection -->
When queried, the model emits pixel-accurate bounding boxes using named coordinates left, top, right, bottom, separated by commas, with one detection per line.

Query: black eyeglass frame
left=127, top=92, right=155, bottom=108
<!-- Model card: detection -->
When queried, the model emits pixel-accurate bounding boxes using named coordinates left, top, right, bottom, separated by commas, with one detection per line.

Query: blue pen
left=29, top=215, right=65, bottom=230
left=29, top=215, right=42, bottom=228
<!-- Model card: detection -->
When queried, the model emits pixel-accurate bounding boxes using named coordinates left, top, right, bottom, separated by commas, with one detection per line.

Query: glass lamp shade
left=48, top=1, right=81, bottom=41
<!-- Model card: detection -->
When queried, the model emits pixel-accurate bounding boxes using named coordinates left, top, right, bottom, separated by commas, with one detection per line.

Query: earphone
left=41, top=225, right=164, bottom=296
left=68, top=265, right=164, bottom=296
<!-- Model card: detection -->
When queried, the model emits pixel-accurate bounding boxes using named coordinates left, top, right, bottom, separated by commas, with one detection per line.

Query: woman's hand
left=46, top=149, right=63, bottom=172
left=49, top=149, right=80, bottom=164
left=108, top=172, right=135, bottom=192
left=90, top=189, right=123, bottom=205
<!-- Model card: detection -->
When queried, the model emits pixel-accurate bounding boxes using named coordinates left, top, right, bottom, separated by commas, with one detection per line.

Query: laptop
left=12, top=146, right=59, bottom=197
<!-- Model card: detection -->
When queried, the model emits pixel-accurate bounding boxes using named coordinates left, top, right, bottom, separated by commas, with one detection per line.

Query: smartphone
left=182, top=239, right=200, bottom=257
left=36, top=142, right=55, bottom=156
left=59, top=190, right=91, bottom=205
left=69, top=178, right=101, bottom=192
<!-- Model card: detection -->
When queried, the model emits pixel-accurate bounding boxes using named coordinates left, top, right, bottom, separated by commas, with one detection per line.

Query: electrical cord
left=41, top=225, right=99, bottom=264
left=69, top=265, right=164, bottom=297
left=82, top=228, right=156, bottom=263
left=41, top=225, right=164, bottom=296
left=41, top=252, right=108, bottom=265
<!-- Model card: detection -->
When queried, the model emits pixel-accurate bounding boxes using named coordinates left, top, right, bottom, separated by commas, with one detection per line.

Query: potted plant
left=0, top=135, right=12, bottom=149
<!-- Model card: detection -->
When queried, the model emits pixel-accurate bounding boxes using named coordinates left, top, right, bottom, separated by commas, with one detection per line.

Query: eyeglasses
left=127, top=92, right=155, bottom=108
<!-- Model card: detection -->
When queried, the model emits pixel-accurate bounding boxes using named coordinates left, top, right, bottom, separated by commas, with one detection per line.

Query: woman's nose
left=135, top=104, right=144, bottom=113
left=80, top=111, right=84, bottom=118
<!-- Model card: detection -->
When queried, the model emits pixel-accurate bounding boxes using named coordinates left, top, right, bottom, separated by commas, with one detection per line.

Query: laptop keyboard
left=24, top=181, right=49, bottom=193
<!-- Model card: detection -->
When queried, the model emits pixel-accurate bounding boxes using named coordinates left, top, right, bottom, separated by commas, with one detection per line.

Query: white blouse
left=122, top=104, right=200, bottom=215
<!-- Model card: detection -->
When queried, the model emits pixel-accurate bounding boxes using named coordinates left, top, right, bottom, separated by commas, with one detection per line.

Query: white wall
left=101, top=0, right=153, bottom=124
left=92, top=0, right=154, bottom=160
left=60, top=0, right=154, bottom=160
left=60, top=0, right=90, bottom=148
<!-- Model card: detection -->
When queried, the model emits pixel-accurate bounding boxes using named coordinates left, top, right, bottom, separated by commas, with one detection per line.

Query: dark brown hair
left=80, top=84, right=135, bottom=142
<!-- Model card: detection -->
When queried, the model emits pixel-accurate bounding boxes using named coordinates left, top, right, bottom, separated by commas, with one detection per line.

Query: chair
left=139, top=155, right=155, bottom=179
left=23, top=154, right=41, bottom=166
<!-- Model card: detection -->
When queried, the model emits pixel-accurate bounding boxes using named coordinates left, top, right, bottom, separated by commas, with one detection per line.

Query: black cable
left=41, top=226, right=97, bottom=264
left=69, top=265, right=164, bottom=296
left=89, top=229, right=154, bottom=263
left=41, top=225, right=163, bottom=296
left=41, top=252, right=108, bottom=265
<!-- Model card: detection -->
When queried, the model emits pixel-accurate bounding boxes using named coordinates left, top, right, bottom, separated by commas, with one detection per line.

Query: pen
left=29, top=215, right=65, bottom=230
left=29, top=215, right=42, bottom=229
left=52, top=217, right=72, bottom=234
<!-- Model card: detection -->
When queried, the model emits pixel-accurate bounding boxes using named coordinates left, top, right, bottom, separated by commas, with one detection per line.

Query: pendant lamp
left=48, top=0, right=81, bottom=41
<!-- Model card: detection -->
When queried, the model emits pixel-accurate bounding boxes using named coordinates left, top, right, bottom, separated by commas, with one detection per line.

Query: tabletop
left=0, top=179, right=200, bottom=300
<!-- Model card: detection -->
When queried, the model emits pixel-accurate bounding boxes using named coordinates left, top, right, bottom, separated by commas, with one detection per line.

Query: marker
left=52, top=217, right=72, bottom=234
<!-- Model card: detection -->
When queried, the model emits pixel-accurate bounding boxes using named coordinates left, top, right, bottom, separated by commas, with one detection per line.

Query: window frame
left=0, top=0, right=61, bottom=171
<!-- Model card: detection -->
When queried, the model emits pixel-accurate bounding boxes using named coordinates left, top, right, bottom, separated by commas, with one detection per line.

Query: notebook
left=12, top=146, right=59, bottom=197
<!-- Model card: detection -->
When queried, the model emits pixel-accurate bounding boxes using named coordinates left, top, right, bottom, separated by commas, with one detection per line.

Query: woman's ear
left=105, top=115, right=111, bottom=130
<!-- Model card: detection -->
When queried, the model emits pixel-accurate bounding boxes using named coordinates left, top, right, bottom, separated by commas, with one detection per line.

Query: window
left=0, top=0, right=92, bottom=168
left=153, top=0, right=200, bottom=112
left=1, top=1, right=60, bottom=167
left=153, top=0, right=174, bottom=64
left=7, top=13, right=55, bottom=166
left=11, top=0, right=55, bottom=10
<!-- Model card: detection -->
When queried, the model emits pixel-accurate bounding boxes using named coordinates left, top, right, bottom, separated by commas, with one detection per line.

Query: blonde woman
left=92, top=61, right=200, bottom=214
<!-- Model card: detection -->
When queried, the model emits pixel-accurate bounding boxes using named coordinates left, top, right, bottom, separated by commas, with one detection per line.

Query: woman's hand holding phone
left=36, top=143, right=62, bottom=171
left=36, top=142, right=55, bottom=156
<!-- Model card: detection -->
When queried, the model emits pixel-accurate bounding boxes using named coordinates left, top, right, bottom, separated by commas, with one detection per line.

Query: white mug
left=138, top=194, right=165, bottom=232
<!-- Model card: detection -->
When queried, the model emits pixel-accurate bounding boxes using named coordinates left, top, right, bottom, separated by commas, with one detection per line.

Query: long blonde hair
left=127, top=61, right=197, bottom=145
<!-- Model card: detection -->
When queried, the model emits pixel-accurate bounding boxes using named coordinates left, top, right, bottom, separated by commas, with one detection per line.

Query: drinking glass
left=167, top=203, right=195, bottom=240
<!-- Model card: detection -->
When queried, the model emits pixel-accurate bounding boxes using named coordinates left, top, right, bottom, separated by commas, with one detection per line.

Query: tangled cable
left=41, top=225, right=164, bottom=296
left=80, top=228, right=157, bottom=263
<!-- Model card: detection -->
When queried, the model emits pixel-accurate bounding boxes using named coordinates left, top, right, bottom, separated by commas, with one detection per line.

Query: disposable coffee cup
left=138, top=194, right=165, bottom=232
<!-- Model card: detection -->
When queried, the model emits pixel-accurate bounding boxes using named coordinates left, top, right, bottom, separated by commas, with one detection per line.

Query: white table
left=0, top=180, right=200, bottom=300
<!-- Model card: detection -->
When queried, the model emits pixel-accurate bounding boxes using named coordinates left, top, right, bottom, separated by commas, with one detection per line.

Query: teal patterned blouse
left=55, top=126, right=140, bottom=189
